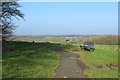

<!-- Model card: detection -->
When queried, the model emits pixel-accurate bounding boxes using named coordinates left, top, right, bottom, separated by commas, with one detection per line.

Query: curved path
left=50, top=48, right=87, bottom=78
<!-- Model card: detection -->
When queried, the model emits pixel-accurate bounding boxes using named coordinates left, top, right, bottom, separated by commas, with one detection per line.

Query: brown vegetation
left=95, top=64, right=119, bottom=69
left=83, top=35, right=119, bottom=45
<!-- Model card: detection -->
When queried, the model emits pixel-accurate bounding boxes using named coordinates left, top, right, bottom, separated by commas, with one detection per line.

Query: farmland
left=2, top=35, right=119, bottom=78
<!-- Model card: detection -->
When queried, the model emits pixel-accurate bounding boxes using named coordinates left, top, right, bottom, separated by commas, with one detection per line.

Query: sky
left=14, top=2, right=118, bottom=35
left=19, top=0, right=119, bottom=2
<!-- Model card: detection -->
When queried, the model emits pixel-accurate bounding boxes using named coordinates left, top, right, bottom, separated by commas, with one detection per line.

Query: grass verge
left=68, top=44, right=119, bottom=78
left=3, top=41, right=59, bottom=78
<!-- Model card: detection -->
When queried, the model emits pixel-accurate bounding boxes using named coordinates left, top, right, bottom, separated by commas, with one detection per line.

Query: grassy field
left=17, top=37, right=68, bottom=43
left=3, top=41, right=59, bottom=78
left=65, top=44, right=119, bottom=78
left=3, top=36, right=119, bottom=78
left=80, top=45, right=118, bottom=78
left=16, top=36, right=84, bottom=44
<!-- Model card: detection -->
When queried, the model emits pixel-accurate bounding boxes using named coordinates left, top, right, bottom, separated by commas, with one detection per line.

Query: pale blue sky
left=14, top=2, right=118, bottom=35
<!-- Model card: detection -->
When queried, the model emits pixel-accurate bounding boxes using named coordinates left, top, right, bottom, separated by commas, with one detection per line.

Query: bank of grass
left=3, top=41, right=59, bottom=78
left=68, top=44, right=119, bottom=78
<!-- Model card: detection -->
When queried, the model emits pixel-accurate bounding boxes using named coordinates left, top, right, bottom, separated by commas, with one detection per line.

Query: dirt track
left=50, top=48, right=87, bottom=78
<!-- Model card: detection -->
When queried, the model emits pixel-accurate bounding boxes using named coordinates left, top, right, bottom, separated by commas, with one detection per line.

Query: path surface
left=50, top=48, right=87, bottom=78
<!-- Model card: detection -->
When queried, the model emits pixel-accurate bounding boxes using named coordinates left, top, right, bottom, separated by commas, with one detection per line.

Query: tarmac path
left=50, top=48, right=87, bottom=78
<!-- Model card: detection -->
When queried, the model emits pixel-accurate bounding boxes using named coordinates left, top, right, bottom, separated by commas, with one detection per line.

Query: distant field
left=16, top=36, right=84, bottom=44
left=17, top=37, right=66, bottom=43
left=16, top=35, right=119, bottom=45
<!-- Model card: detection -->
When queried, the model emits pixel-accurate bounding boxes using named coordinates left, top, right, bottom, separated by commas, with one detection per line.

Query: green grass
left=2, top=41, right=76, bottom=78
left=3, top=39, right=119, bottom=78
left=69, top=44, right=119, bottom=78
left=3, top=41, right=59, bottom=78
